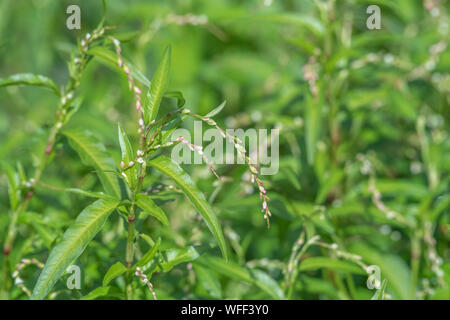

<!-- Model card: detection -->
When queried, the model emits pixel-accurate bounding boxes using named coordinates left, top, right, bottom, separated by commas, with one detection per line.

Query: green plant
left=0, top=0, right=448, bottom=301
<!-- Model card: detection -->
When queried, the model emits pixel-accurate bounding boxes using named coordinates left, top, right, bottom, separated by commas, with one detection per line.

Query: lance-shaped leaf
left=145, top=45, right=171, bottom=123
left=1, top=162, right=20, bottom=210
left=0, top=73, right=59, bottom=95
left=63, top=129, right=121, bottom=199
left=298, top=257, right=365, bottom=274
left=148, top=156, right=228, bottom=260
left=103, top=262, right=128, bottom=287
left=118, top=124, right=138, bottom=190
left=87, top=47, right=150, bottom=86
left=31, top=197, right=120, bottom=300
left=205, top=101, right=226, bottom=118
left=136, top=194, right=169, bottom=226
left=305, top=93, right=322, bottom=165
left=164, top=90, right=185, bottom=107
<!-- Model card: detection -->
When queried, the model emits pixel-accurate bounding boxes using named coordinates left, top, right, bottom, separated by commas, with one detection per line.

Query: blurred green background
left=0, top=0, right=449, bottom=300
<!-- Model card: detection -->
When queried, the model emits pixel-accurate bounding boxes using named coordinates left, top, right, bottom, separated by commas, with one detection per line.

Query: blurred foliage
left=0, top=0, right=449, bottom=300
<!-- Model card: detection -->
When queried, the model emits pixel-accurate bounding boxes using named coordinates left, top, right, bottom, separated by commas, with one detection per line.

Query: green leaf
left=350, top=243, right=412, bottom=299
left=63, top=129, right=121, bottom=199
left=138, top=233, right=155, bottom=247
left=205, top=101, right=226, bottom=118
left=193, top=263, right=222, bottom=298
left=103, top=262, right=128, bottom=287
left=88, top=47, right=150, bottom=86
left=146, top=45, right=171, bottom=123
left=164, top=90, right=185, bottom=107
left=197, top=256, right=284, bottom=299
left=118, top=124, right=138, bottom=190
left=371, top=279, right=388, bottom=300
left=35, top=184, right=111, bottom=199
left=57, top=188, right=110, bottom=199
left=142, top=246, right=200, bottom=272
left=19, top=212, right=56, bottom=248
left=1, top=162, right=20, bottom=210
left=31, top=197, right=120, bottom=300
left=299, top=257, right=365, bottom=274
left=148, top=156, right=228, bottom=260
left=136, top=194, right=169, bottom=226
left=81, top=286, right=111, bottom=300
left=0, top=73, right=59, bottom=95
left=136, top=237, right=161, bottom=267
left=305, top=94, right=322, bottom=165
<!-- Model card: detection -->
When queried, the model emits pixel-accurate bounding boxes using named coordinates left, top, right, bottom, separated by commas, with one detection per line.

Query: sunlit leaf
left=0, top=73, right=59, bottom=95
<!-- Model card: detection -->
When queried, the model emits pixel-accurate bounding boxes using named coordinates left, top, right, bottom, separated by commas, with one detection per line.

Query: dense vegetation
left=0, top=0, right=448, bottom=300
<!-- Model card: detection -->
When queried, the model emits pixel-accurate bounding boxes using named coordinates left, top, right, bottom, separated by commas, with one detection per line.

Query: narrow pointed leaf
left=193, top=264, right=222, bottom=298
left=371, top=279, right=388, bottom=300
left=58, top=188, right=110, bottom=199
left=0, top=73, right=59, bottom=95
left=146, top=46, right=171, bottom=123
left=118, top=124, right=138, bottom=189
left=31, top=197, right=120, bottom=299
left=148, top=156, right=228, bottom=260
left=136, top=194, right=169, bottom=226
left=197, top=256, right=284, bottom=299
left=164, top=90, right=185, bottom=107
left=103, top=262, right=128, bottom=287
left=63, top=129, right=121, bottom=198
left=88, top=47, right=150, bottom=86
